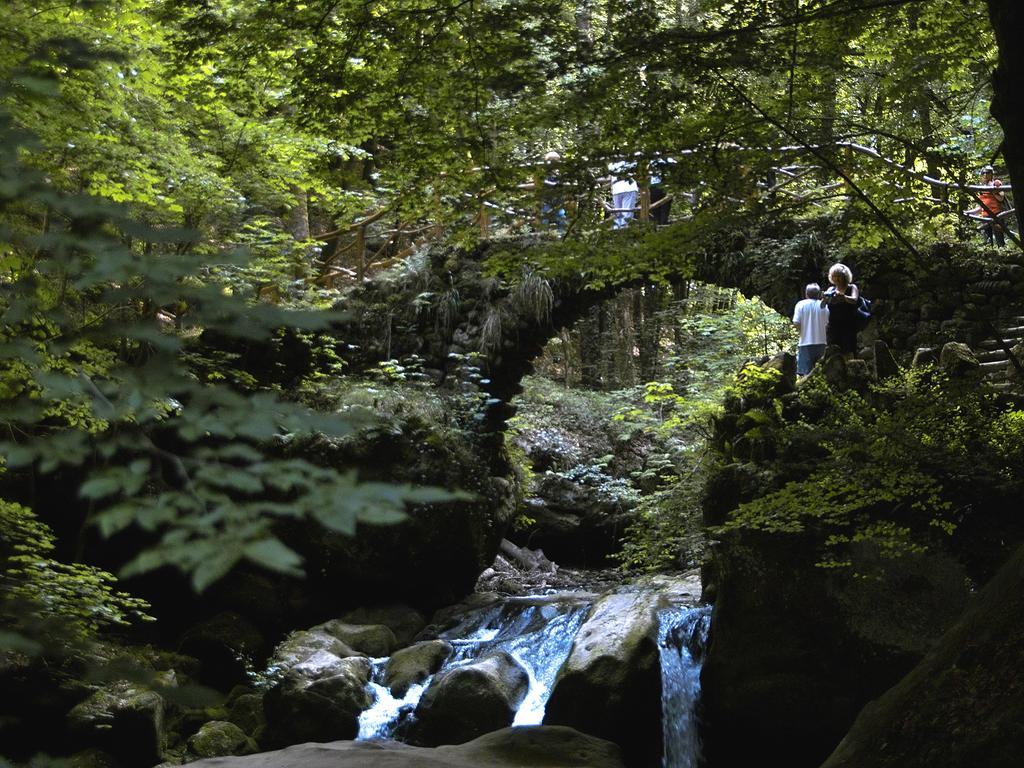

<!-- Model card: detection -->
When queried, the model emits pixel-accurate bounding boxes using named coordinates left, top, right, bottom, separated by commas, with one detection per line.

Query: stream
left=356, top=591, right=711, bottom=767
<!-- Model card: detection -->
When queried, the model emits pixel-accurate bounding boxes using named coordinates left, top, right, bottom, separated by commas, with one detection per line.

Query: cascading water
left=356, top=659, right=432, bottom=740
left=356, top=598, right=590, bottom=740
left=658, top=605, right=712, bottom=768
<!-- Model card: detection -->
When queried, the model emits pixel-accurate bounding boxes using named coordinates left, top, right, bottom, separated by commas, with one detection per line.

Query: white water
left=355, top=599, right=590, bottom=740
left=356, top=657, right=432, bottom=740
left=658, top=605, right=712, bottom=768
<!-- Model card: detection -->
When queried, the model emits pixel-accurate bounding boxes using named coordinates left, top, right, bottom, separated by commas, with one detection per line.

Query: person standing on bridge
left=792, top=283, right=829, bottom=376
left=821, top=263, right=860, bottom=359
left=967, top=165, right=1008, bottom=247
left=540, top=150, right=566, bottom=231
left=608, top=159, right=638, bottom=229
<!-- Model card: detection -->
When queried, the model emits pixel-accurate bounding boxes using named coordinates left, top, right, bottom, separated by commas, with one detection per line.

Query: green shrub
left=1, top=500, right=153, bottom=640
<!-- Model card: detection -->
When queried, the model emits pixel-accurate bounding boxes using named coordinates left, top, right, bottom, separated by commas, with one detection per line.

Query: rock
left=385, top=640, right=453, bottom=697
left=543, top=591, right=663, bottom=767
left=763, top=350, right=797, bottom=391
left=874, top=340, right=900, bottom=380
left=820, top=543, right=1024, bottom=768
left=312, top=620, right=398, bottom=657
left=817, top=348, right=871, bottom=389
left=911, top=346, right=939, bottom=367
left=262, top=655, right=373, bottom=746
left=509, top=473, right=639, bottom=567
left=1010, top=343, right=1024, bottom=379
left=226, top=692, right=265, bottom=735
left=186, top=725, right=625, bottom=767
left=268, top=629, right=363, bottom=670
left=179, top=611, right=266, bottom=689
left=938, top=342, right=979, bottom=378
left=68, top=749, right=119, bottom=768
left=409, top=651, right=529, bottom=746
left=189, top=720, right=256, bottom=758
left=700, top=535, right=970, bottom=768
left=513, top=425, right=584, bottom=472
left=340, top=604, right=427, bottom=647
left=68, top=681, right=165, bottom=767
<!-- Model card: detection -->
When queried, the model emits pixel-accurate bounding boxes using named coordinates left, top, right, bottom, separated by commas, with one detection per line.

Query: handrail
left=308, top=143, right=1017, bottom=286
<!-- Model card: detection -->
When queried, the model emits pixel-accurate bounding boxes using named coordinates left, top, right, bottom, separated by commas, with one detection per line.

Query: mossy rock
left=385, top=640, right=453, bottom=697
left=188, top=720, right=256, bottom=759
left=312, top=620, right=398, bottom=657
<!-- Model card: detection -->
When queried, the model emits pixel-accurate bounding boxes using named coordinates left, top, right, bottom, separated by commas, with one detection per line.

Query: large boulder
left=189, top=720, right=257, bottom=759
left=543, top=591, right=663, bottom=767
left=939, top=341, right=980, bottom=378
left=269, top=629, right=363, bottom=670
left=511, top=473, right=639, bottom=567
left=820, top=544, right=1024, bottom=768
left=385, top=640, right=453, bottom=697
left=311, top=620, right=398, bottom=658
left=186, top=725, right=625, bottom=767
left=340, top=604, right=427, bottom=647
left=67, top=681, right=165, bottom=767
left=408, top=651, right=529, bottom=746
left=700, top=533, right=971, bottom=768
left=262, top=654, right=373, bottom=746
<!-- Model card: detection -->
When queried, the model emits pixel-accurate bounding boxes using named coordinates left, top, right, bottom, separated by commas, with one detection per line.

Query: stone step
left=981, top=359, right=1011, bottom=372
left=977, top=349, right=1007, bottom=362
left=979, top=334, right=1024, bottom=350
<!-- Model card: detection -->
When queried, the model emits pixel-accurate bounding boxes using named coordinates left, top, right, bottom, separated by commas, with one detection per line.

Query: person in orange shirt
left=968, top=165, right=1008, bottom=247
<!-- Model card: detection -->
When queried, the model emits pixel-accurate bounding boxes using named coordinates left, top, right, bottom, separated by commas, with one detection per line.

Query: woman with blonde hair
left=820, top=263, right=860, bottom=357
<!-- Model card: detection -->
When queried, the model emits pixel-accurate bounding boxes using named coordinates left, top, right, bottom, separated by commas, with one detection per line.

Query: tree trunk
left=987, top=1, right=1024, bottom=234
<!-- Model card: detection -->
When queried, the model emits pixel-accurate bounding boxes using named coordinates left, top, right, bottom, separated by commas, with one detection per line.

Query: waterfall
left=356, top=658, right=431, bottom=740
left=659, top=605, right=711, bottom=768
left=356, top=599, right=590, bottom=740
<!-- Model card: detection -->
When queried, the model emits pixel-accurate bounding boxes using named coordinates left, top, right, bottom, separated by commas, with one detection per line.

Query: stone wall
left=860, top=245, right=1024, bottom=354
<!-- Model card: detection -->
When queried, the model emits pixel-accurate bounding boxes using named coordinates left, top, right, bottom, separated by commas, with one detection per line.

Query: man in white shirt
left=608, top=160, right=638, bottom=229
left=792, top=283, right=829, bottom=375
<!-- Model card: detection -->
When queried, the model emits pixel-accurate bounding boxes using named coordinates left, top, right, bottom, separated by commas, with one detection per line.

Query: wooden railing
left=310, top=148, right=1017, bottom=286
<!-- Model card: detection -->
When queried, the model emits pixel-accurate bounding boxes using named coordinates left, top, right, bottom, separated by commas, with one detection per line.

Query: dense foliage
left=714, top=363, right=1024, bottom=572
left=0, top=0, right=1021, bottom=761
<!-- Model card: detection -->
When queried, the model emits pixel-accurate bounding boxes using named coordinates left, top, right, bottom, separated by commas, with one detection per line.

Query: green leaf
left=80, top=476, right=122, bottom=500
left=243, top=537, right=304, bottom=576
left=192, top=549, right=242, bottom=593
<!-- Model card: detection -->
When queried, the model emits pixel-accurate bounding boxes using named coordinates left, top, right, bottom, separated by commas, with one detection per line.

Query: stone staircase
left=976, top=315, right=1024, bottom=390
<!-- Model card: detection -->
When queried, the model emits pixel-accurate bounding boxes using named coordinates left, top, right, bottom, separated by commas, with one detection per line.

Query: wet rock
left=312, top=620, right=398, bottom=657
left=68, top=681, right=165, bottom=767
left=385, top=640, right=453, bottom=697
left=543, top=591, right=663, bottom=767
left=269, top=629, right=363, bottom=670
left=187, top=725, right=625, bottom=767
left=340, top=604, right=427, bottom=647
left=409, top=651, right=529, bottom=746
left=189, top=720, right=256, bottom=758
left=262, top=655, right=373, bottom=746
